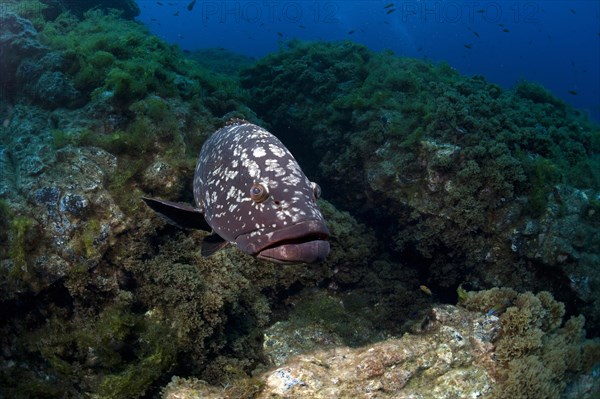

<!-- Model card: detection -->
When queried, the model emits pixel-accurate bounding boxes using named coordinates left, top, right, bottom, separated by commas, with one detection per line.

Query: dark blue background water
left=135, top=1, right=600, bottom=123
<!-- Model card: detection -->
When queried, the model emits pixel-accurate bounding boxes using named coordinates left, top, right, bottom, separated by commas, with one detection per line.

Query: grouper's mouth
left=257, top=232, right=330, bottom=264
left=237, top=219, right=330, bottom=264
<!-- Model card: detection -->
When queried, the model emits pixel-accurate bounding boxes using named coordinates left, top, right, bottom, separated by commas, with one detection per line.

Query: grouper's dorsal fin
left=201, top=232, right=229, bottom=257
left=142, top=197, right=211, bottom=231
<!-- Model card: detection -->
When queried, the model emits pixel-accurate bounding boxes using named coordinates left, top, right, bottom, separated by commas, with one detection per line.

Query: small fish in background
left=187, top=0, right=197, bottom=11
left=467, top=27, right=480, bottom=38
left=298, top=25, right=306, bottom=29
left=277, top=32, right=283, bottom=37
left=486, top=308, right=498, bottom=316
left=348, top=30, right=355, bottom=35
left=386, top=9, right=396, bottom=14
left=156, top=1, right=164, bottom=6
left=454, top=126, right=469, bottom=135
left=384, top=3, right=394, bottom=8
left=570, top=9, right=576, bottom=14
left=568, top=90, right=578, bottom=95
left=477, top=9, right=485, bottom=13
left=420, top=285, right=433, bottom=296
left=571, top=61, right=575, bottom=67
left=464, top=43, right=473, bottom=49
left=503, top=28, right=510, bottom=33
left=173, top=11, right=179, bottom=16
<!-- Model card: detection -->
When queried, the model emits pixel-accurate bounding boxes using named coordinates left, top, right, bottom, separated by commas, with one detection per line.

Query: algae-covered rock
left=0, top=105, right=125, bottom=296
left=163, top=290, right=599, bottom=399
left=163, top=304, right=496, bottom=399
left=0, top=9, right=252, bottom=396
left=0, top=11, right=47, bottom=99
left=240, top=40, right=600, bottom=333
left=462, top=288, right=600, bottom=398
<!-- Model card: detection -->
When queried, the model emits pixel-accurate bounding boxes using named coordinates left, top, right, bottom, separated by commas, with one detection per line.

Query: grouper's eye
left=311, top=182, right=321, bottom=199
left=250, top=183, right=269, bottom=203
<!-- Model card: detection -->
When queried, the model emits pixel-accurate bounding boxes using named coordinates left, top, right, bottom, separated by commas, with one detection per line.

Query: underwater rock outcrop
left=162, top=289, right=600, bottom=399
left=240, top=40, right=600, bottom=333
left=0, top=104, right=125, bottom=296
left=0, top=12, right=47, bottom=100
left=0, top=9, right=81, bottom=109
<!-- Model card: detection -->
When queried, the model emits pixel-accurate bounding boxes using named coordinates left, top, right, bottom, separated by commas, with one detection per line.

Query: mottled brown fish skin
left=194, top=120, right=330, bottom=263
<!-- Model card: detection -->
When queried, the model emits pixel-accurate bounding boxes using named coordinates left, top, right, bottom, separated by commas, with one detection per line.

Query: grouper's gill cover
left=143, top=120, right=330, bottom=264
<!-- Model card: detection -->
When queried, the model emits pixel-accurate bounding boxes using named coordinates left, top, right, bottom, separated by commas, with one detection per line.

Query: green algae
left=6, top=301, right=178, bottom=399
left=462, top=288, right=600, bottom=399
left=8, top=216, right=33, bottom=263
left=7, top=215, right=37, bottom=279
left=5, top=0, right=48, bottom=26
left=78, top=219, right=102, bottom=258
left=96, top=317, right=177, bottom=398
left=515, top=80, right=566, bottom=108
left=522, top=155, right=563, bottom=217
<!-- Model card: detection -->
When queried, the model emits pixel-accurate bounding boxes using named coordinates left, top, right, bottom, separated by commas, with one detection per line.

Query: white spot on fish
left=253, top=147, right=267, bottom=157
left=269, top=144, right=286, bottom=157
left=224, top=170, right=238, bottom=181
left=226, top=186, right=237, bottom=200
left=281, top=174, right=301, bottom=186
left=243, top=158, right=260, bottom=178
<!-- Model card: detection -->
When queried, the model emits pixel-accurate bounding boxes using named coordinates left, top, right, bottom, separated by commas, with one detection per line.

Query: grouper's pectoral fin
left=201, top=232, right=229, bottom=257
left=142, top=197, right=211, bottom=231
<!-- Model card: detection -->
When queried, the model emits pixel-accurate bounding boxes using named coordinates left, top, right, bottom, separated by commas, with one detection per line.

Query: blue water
left=136, top=1, right=600, bottom=122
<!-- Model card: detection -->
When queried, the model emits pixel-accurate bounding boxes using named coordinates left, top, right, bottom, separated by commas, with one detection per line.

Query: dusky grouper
left=143, top=119, right=330, bottom=264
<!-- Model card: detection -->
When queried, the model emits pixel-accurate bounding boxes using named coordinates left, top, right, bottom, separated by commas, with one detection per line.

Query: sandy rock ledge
left=163, top=304, right=497, bottom=399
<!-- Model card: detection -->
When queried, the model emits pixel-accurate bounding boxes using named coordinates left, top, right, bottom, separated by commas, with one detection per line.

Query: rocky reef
left=163, top=288, right=599, bottom=399
left=0, top=6, right=599, bottom=399
left=240, top=40, right=600, bottom=334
